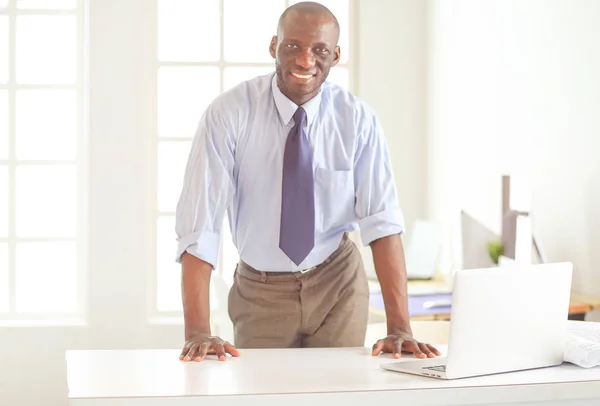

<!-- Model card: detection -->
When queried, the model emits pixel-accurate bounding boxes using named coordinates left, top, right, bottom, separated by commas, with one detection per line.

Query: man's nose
left=295, top=50, right=316, bottom=69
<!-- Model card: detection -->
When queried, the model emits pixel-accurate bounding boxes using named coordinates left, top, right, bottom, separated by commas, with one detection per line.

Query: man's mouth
left=290, top=72, right=315, bottom=82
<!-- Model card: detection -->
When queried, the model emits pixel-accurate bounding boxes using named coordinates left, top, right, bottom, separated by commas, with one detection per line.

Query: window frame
left=0, top=0, right=86, bottom=322
left=149, top=0, right=358, bottom=320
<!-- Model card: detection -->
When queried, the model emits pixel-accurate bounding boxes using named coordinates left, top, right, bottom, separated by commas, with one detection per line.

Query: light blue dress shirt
left=175, top=72, right=404, bottom=272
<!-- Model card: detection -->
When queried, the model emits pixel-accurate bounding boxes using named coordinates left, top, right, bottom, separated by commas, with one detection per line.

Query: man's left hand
left=372, top=332, right=441, bottom=359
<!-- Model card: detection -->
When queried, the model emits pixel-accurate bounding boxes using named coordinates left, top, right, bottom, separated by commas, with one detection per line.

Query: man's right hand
left=180, top=334, right=240, bottom=362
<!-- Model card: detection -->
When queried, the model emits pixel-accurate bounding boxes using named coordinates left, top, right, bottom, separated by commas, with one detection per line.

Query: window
left=153, top=0, right=354, bottom=315
left=0, top=0, right=84, bottom=320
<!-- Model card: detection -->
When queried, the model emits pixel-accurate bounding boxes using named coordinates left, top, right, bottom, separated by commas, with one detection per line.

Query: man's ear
left=332, top=45, right=341, bottom=67
left=269, top=35, right=277, bottom=59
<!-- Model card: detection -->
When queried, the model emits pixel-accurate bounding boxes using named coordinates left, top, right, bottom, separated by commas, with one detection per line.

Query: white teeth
left=292, top=73, right=312, bottom=79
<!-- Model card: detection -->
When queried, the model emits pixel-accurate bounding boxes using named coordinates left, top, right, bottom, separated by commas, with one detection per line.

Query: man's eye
left=286, top=44, right=298, bottom=49
left=316, top=48, right=329, bottom=54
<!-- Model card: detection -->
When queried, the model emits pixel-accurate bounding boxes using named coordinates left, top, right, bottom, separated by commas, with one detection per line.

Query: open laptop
left=381, top=262, right=573, bottom=379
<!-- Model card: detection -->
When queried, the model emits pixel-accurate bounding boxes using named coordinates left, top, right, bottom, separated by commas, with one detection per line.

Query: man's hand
left=372, top=332, right=441, bottom=359
left=180, top=334, right=240, bottom=362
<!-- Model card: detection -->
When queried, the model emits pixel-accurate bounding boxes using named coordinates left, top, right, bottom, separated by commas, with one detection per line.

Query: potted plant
left=488, top=240, right=504, bottom=265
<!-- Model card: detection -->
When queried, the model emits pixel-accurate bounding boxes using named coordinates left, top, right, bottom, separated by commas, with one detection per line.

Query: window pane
left=16, top=15, right=76, bottom=84
left=326, top=66, right=348, bottom=89
left=158, top=67, right=220, bottom=138
left=223, top=67, right=274, bottom=92
left=224, top=0, right=285, bottom=63
left=16, top=241, right=77, bottom=313
left=156, top=215, right=218, bottom=312
left=16, top=165, right=76, bottom=238
left=0, top=90, right=7, bottom=160
left=0, top=16, right=7, bottom=83
left=157, top=141, right=191, bottom=213
left=17, top=0, right=75, bottom=9
left=0, top=166, right=7, bottom=237
left=0, top=0, right=7, bottom=8
left=158, top=0, right=219, bottom=62
left=289, top=0, right=350, bottom=64
left=0, top=243, right=7, bottom=312
left=16, top=90, right=76, bottom=160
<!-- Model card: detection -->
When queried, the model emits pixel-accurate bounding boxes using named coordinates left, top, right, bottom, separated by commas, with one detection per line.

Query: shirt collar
left=271, top=72, right=322, bottom=127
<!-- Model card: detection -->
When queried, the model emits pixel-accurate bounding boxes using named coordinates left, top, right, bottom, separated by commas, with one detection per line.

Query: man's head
left=270, top=2, right=341, bottom=105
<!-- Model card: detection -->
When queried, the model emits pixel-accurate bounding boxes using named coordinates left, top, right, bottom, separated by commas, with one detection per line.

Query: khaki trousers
left=228, top=234, right=370, bottom=348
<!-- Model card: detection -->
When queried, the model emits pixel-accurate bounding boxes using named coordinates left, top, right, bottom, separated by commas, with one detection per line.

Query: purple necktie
left=279, top=107, right=315, bottom=266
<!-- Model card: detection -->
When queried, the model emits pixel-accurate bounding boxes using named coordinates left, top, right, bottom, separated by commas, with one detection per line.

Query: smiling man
left=271, top=3, right=339, bottom=105
left=175, top=1, right=440, bottom=361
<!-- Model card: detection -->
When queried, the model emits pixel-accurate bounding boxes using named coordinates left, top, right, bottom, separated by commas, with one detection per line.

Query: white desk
left=66, top=345, right=600, bottom=406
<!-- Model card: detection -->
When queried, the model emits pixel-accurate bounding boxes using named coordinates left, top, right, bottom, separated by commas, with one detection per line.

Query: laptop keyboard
left=422, top=364, right=446, bottom=372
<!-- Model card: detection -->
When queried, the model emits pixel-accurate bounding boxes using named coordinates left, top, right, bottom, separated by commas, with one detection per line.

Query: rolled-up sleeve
left=354, top=115, right=405, bottom=246
left=174, top=104, right=235, bottom=269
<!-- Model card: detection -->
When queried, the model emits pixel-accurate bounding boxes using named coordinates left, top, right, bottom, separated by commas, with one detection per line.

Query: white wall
left=354, top=0, right=428, bottom=272
left=356, top=0, right=428, bottom=232
left=427, top=0, right=600, bottom=313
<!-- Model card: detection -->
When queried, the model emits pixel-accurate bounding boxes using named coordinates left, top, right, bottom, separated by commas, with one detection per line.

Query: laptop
left=381, top=262, right=573, bottom=379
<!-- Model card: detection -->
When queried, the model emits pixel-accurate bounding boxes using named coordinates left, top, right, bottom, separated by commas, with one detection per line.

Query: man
left=175, top=1, right=440, bottom=362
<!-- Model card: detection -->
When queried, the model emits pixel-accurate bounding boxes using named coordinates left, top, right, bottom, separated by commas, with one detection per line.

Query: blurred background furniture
left=365, top=320, right=450, bottom=347
left=368, top=274, right=600, bottom=322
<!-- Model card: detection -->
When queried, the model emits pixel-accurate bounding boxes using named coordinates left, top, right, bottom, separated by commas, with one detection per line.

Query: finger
left=393, top=339, right=405, bottom=358
left=194, top=343, right=209, bottom=362
left=372, top=340, right=384, bottom=356
left=402, top=341, right=426, bottom=359
left=418, top=342, right=435, bottom=358
left=184, top=344, right=199, bottom=362
left=215, top=343, right=226, bottom=361
left=180, top=345, right=190, bottom=360
left=427, top=343, right=442, bottom=356
left=224, top=341, right=240, bottom=357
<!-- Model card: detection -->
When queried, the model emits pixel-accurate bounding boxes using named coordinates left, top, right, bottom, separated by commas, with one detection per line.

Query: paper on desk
left=564, top=322, right=600, bottom=368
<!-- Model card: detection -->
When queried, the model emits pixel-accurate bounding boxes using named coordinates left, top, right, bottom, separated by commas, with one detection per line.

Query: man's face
left=269, top=11, right=340, bottom=104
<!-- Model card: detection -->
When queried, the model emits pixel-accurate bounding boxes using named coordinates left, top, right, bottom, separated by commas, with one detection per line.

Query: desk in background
left=369, top=276, right=600, bottom=321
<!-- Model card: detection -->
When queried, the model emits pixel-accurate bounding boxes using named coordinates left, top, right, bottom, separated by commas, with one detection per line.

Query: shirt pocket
left=314, top=167, right=355, bottom=232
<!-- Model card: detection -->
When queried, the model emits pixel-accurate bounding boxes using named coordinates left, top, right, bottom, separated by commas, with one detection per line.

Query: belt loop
left=260, top=271, right=267, bottom=283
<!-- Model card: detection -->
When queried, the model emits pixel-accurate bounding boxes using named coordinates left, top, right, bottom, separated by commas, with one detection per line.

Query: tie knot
left=293, top=106, right=306, bottom=126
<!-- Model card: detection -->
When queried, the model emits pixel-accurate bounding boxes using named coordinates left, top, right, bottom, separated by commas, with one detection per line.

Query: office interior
left=1, top=0, right=599, bottom=405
